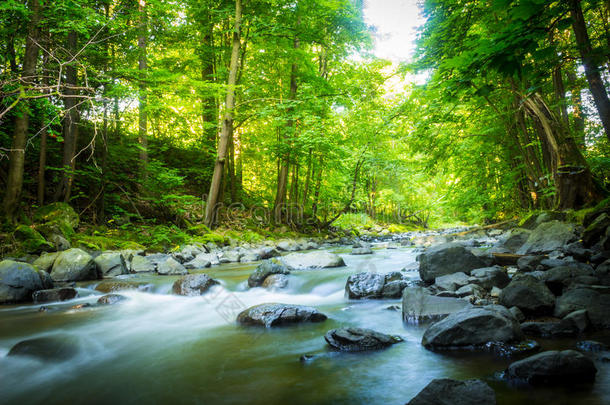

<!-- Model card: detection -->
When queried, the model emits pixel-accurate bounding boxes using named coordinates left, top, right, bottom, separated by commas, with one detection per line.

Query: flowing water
left=1, top=245, right=609, bottom=404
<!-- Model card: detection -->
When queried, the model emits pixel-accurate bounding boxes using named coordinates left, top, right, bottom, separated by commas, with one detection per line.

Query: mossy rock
left=14, top=225, right=53, bottom=254
left=199, top=232, right=225, bottom=245
left=34, top=203, right=79, bottom=229
left=35, top=220, right=75, bottom=239
left=188, top=223, right=212, bottom=235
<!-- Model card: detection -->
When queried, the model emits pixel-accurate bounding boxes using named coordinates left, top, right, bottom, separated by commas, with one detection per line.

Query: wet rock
left=259, top=246, right=281, bottom=260
left=172, top=244, right=204, bottom=263
left=50, top=249, right=97, bottom=282
left=418, top=243, right=486, bottom=284
left=261, top=274, right=289, bottom=289
left=490, top=286, right=502, bottom=298
left=403, top=287, right=471, bottom=323
left=97, top=294, right=128, bottom=305
left=517, top=255, right=546, bottom=272
left=14, top=225, right=54, bottom=254
left=172, top=274, right=219, bottom=296
left=582, top=213, right=610, bottom=247
left=346, top=272, right=410, bottom=299
left=71, top=303, right=92, bottom=310
left=594, top=259, right=610, bottom=285
left=130, top=255, right=156, bottom=273
left=351, top=242, right=373, bottom=255
left=324, top=327, right=402, bottom=351
left=183, top=253, right=213, bottom=270
left=508, top=306, right=525, bottom=322
left=563, top=309, right=589, bottom=332
left=0, top=260, right=45, bottom=303
left=484, top=340, right=541, bottom=358
left=454, top=284, right=485, bottom=299
left=406, top=378, right=497, bottom=405
left=32, top=252, right=59, bottom=273
left=422, top=306, right=522, bottom=349
left=502, top=229, right=531, bottom=253
left=247, top=260, right=290, bottom=288
left=94, top=252, right=128, bottom=278
left=239, top=250, right=261, bottom=263
left=554, top=287, right=610, bottom=329
left=542, top=265, right=595, bottom=294
left=505, top=350, right=597, bottom=385
left=517, top=221, right=578, bottom=255
left=7, top=335, right=80, bottom=361
left=280, top=251, right=345, bottom=270
left=32, top=287, right=78, bottom=303
left=576, top=340, right=608, bottom=352
left=499, top=275, right=555, bottom=316
left=95, top=280, right=152, bottom=293
left=521, top=320, right=579, bottom=338
left=469, top=266, right=510, bottom=290
left=236, top=303, right=327, bottom=327
left=156, top=257, right=188, bottom=275
left=277, top=240, right=299, bottom=252
left=221, top=250, right=242, bottom=263
left=434, top=272, right=470, bottom=292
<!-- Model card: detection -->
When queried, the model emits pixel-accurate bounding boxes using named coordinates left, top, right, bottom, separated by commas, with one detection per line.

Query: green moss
left=34, top=202, right=79, bottom=229
left=14, top=225, right=53, bottom=253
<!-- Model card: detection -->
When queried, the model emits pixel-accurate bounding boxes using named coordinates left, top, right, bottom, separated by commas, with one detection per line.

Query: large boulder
left=434, top=272, right=470, bottom=292
left=506, top=350, right=596, bottom=385
left=346, top=271, right=409, bottom=299
left=469, top=266, right=510, bottom=290
left=520, top=320, right=579, bottom=338
left=172, top=274, right=219, bottom=296
left=418, top=243, right=486, bottom=284
left=324, top=328, right=402, bottom=352
left=183, top=253, right=213, bottom=270
left=236, top=303, right=327, bottom=327
left=517, top=221, right=578, bottom=255
left=130, top=255, right=156, bottom=273
left=247, top=260, right=290, bottom=288
left=14, top=225, right=53, bottom=253
left=280, top=251, right=345, bottom=270
left=262, top=274, right=289, bottom=289
left=32, top=252, right=59, bottom=273
left=421, top=306, right=522, bottom=349
left=172, top=244, right=204, bottom=263
left=34, top=202, right=79, bottom=229
left=7, top=335, right=81, bottom=361
left=554, top=287, right=610, bottom=329
left=156, top=257, right=188, bottom=275
left=94, top=252, right=128, bottom=278
left=402, top=287, right=471, bottom=323
left=502, top=229, right=531, bottom=253
left=50, top=248, right=97, bottom=282
left=499, top=275, right=555, bottom=316
left=406, top=378, right=497, bottom=405
left=541, top=265, right=595, bottom=294
left=582, top=213, right=610, bottom=247
left=32, top=287, right=78, bottom=303
left=0, top=260, right=46, bottom=303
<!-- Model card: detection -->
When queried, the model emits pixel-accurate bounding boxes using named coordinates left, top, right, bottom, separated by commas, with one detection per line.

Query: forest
left=2, top=1, right=610, bottom=404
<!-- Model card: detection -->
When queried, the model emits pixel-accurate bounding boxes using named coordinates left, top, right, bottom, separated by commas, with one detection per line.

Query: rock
left=49, top=234, right=70, bottom=251
left=247, top=260, right=290, bottom=288
left=32, top=252, right=59, bottom=273
left=97, top=294, right=128, bottom=305
left=261, top=274, right=289, bottom=289
left=351, top=242, right=373, bottom=255
left=576, top=340, right=608, bottom=352
left=259, top=247, right=281, bottom=259
left=221, top=250, right=242, bottom=263
left=172, top=274, right=219, bottom=296
left=490, top=286, right=502, bottom=298
left=324, top=327, right=402, bottom=351
left=469, top=266, right=510, bottom=290
left=418, top=243, right=486, bottom=284
left=455, top=284, right=485, bottom=298
left=554, top=288, right=610, bottom=329
left=130, top=255, right=156, bottom=273
left=32, top=287, right=78, bottom=303
left=564, top=309, right=589, bottom=332
left=521, top=320, right=579, bottom=338
left=280, top=251, right=345, bottom=270
left=277, top=240, right=299, bottom=251
left=7, top=335, right=80, bottom=361
left=239, top=250, right=260, bottom=263
left=0, top=260, right=45, bottom=303
left=422, top=306, right=522, bottom=349
left=434, top=272, right=470, bottom=292
left=517, top=221, right=578, bottom=255
left=236, top=303, right=327, bottom=327
left=542, top=265, right=595, bottom=294
left=172, top=244, right=204, bottom=263
left=183, top=253, right=212, bottom=270
left=94, top=252, right=128, bottom=278
left=594, top=259, right=610, bottom=285
left=95, top=280, right=152, bottom=293
left=502, top=229, right=531, bottom=253
left=34, top=202, right=79, bottom=230
left=517, top=255, right=546, bottom=272
left=582, top=213, right=610, bottom=247
left=346, top=272, right=409, bottom=299
left=14, top=225, right=53, bottom=253
left=521, top=211, right=566, bottom=229
left=499, top=275, right=555, bottom=316
left=505, top=350, right=597, bottom=385
left=484, top=340, right=541, bottom=358
left=402, top=287, right=471, bottom=323
left=50, top=248, right=97, bottom=282
left=406, top=378, right=497, bottom=405
left=156, top=257, right=188, bottom=275
left=509, top=306, right=525, bottom=322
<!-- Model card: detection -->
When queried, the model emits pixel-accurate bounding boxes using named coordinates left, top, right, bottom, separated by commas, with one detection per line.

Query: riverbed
left=1, top=244, right=609, bottom=404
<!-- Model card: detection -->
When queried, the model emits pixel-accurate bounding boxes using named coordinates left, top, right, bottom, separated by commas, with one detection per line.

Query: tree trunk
left=566, top=70, right=586, bottom=147
left=201, top=9, right=217, bottom=146
left=311, top=156, right=323, bottom=218
left=138, top=0, right=148, bottom=185
left=302, top=148, right=312, bottom=207
left=37, top=27, right=50, bottom=206
left=3, top=0, right=41, bottom=221
left=55, top=30, right=80, bottom=203
left=204, top=0, right=242, bottom=228
left=570, top=0, right=610, bottom=141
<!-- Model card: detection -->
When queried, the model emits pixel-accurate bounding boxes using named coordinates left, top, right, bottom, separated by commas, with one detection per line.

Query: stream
left=1, top=243, right=609, bottom=404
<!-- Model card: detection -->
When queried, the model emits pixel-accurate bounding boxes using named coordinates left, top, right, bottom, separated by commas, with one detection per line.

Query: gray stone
left=470, top=266, right=510, bottom=290
left=172, top=274, right=219, bottom=296
left=402, top=287, right=471, bottom=323
left=502, top=229, right=531, bottom=253
left=156, top=257, right=188, bottom=275
left=346, top=271, right=410, bottom=299
left=183, top=253, right=212, bottom=270
left=434, top=272, right=470, bottom=292
left=236, top=303, right=327, bottom=327
left=422, top=306, right=522, bottom=349
left=97, top=294, right=128, bottom=305
left=280, top=251, right=345, bottom=270
left=521, top=320, right=579, bottom=338
left=418, top=243, right=486, bottom=284
left=7, top=335, right=80, bottom=361
left=32, top=287, right=77, bottom=303
left=563, top=310, right=589, bottom=332
left=324, top=327, right=402, bottom=351
left=94, top=252, right=128, bottom=278
left=248, top=260, right=290, bottom=288
left=50, top=248, right=96, bottom=282
left=0, top=260, right=45, bottom=303
left=517, top=221, right=578, bottom=255
left=582, top=213, right=610, bottom=247
left=130, top=255, right=156, bottom=273
left=49, top=234, right=70, bottom=251
left=406, top=378, right=497, bottom=405
left=499, top=275, right=555, bottom=316
left=517, top=255, right=546, bottom=272
left=506, top=350, right=597, bottom=385
left=455, top=284, right=485, bottom=298
left=509, top=306, right=525, bottom=322
left=554, top=288, right=610, bottom=329
left=261, top=274, right=289, bottom=289
left=542, top=265, right=595, bottom=294
left=32, top=252, right=59, bottom=273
